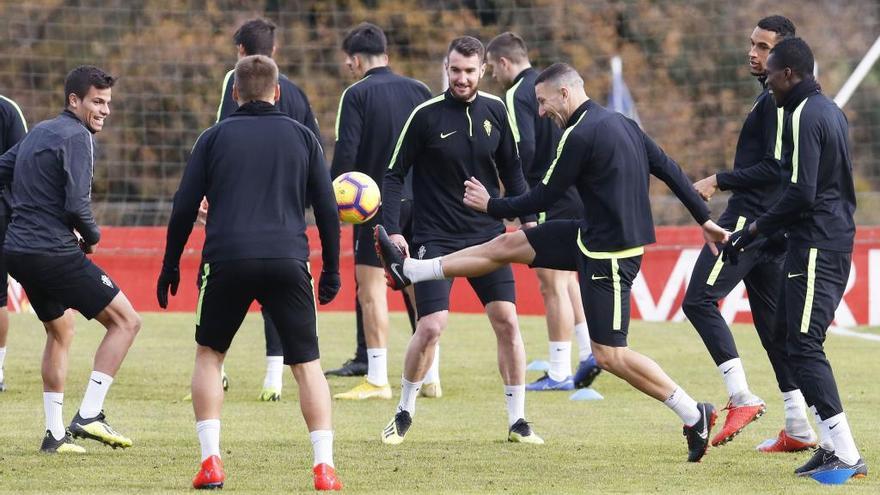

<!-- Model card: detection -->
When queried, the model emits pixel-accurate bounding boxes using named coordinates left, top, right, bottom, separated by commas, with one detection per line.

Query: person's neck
left=508, top=63, right=531, bottom=83
left=358, top=56, right=387, bottom=76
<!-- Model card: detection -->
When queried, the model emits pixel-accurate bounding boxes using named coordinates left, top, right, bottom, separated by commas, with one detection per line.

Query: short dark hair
left=64, top=65, right=116, bottom=106
left=757, top=15, right=796, bottom=40
left=768, top=37, right=815, bottom=78
left=234, top=55, right=279, bottom=102
left=342, top=22, right=387, bottom=56
left=486, top=32, right=529, bottom=64
left=447, top=36, right=485, bottom=62
left=233, top=18, right=276, bottom=56
left=535, top=62, right=580, bottom=87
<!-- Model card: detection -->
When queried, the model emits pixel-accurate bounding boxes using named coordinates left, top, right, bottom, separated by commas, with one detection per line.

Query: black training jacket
left=755, top=81, right=856, bottom=252
left=330, top=66, right=431, bottom=203
left=383, top=89, right=534, bottom=244
left=714, top=85, right=785, bottom=226
left=163, top=102, right=340, bottom=270
left=216, top=70, right=320, bottom=137
left=488, top=100, right=710, bottom=253
left=0, top=110, right=99, bottom=255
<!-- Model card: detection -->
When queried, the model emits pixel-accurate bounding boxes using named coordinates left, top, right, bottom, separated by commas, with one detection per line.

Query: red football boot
left=756, top=429, right=817, bottom=453
left=193, top=455, right=225, bottom=490
left=711, top=401, right=766, bottom=446
left=313, top=463, right=343, bottom=491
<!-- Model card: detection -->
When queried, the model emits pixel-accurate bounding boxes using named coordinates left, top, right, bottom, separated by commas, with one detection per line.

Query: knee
left=416, top=320, right=444, bottom=345
left=486, top=233, right=520, bottom=260
left=537, top=276, right=564, bottom=300
left=492, top=317, right=521, bottom=343
left=681, top=292, right=711, bottom=319
left=124, top=312, right=142, bottom=336
left=591, top=346, right=619, bottom=371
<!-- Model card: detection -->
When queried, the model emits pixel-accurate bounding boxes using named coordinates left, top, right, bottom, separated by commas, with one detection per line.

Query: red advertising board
left=9, top=226, right=879, bottom=327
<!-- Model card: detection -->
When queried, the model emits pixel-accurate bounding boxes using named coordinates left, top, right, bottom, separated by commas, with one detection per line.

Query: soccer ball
left=333, top=171, right=381, bottom=224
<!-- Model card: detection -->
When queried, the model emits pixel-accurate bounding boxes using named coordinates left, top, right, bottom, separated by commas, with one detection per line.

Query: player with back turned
left=329, top=22, right=436, bottom=401
left=485, top=32, right=598, bottom=391
left=211, top=18, right=322, bottom=402
left=0, top=92, right=27, bottom=393
left=157, top=55, right=343, bottom=490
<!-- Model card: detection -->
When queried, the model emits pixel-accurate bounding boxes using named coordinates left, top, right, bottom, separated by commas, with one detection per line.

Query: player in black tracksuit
left=684, top=17, right=815, bottom=451
left=375, top=63, right=729, bottom=462
left=722, top=38, right=865, bottom=478
left=158, top=55, right=343, bottom=489
left=379, top=37, right=542, bottom=446
left=487, top=31, right=593, bottom=392
left=325, top=23, right=431, bottom=391
left=209, top=18, right=322, bottom=401
left=1, top=66, right=141, bottom=454
left=0, top=94, right=27, bottom=392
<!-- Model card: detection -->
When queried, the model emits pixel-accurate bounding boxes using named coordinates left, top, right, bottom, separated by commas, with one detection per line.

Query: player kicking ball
left=158, top=55, right=342, bottom=490
left=376, top=62, right=730, bottom=462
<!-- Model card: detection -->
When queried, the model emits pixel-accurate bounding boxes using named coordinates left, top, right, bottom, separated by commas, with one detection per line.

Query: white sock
left=824, top=412, right=861, bottom=464
left=196, top=419, right=221, bottom=461
left=548, top=341, right=572, bottom=381
left=403, top=258, right=444, bottom=283
left=398, top=377, right=422, bottom=416
left=366, top=348, right=388, bottom=387
left=423, top=344, right=440, bottom=385
left=574, top=323, right=591, bottom=360
left=43, top=392, right=65, bottom=440
left=811, top=406, right=835, bottom=450
left=262, top=356, right=284, bottom=391
left=664, top=387, right=701, bottom=426
left=504, top=385, right=525, bottom=427
left=718, top=358, right=750, bottom=399
left=79, top=371, right=113, bottom=419
left=0, top=347, right=6, bottom=381
left=310, top=429, right=334, bottom=467
left=782, top=390, right=813, bottom=439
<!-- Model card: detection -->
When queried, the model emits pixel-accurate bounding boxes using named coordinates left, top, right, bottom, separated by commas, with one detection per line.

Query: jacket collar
left=778, top=78, right=821, bottom=112
left=233, top=100, right=278, bottom=115
left=566, top=100, right=592, bottom=128
left=364, top=66, right=392, bottom=77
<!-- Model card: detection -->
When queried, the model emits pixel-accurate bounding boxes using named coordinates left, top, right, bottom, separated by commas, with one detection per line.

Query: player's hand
left=721, top=222, right=759, bottom=265
left=520, top=221, right=537, bottom=230
left=196, top=197, right=209, bottom=226
left=694, top=175, right=718, bottom=201
left=389, top=233, right=410, bottom=257
left=701, top=219, right=730, bottom=256
left=318, top=270, right=341, bottom=305
left=463, top=176, right=490, bottom=212
left=156, top=264, right=180, bottom=309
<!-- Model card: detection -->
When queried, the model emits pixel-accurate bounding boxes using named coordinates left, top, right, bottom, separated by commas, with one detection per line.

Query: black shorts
left=0, top=203, right=9, bottom=306
left=526, top=220, right=641, bottom=347
left=411, top=237, right=516, bottom=317
left=6, top=251, right=120, bottom=322
left=355, top=199, right=414, bottom=267
left=196, top=258, right=318, bottom=365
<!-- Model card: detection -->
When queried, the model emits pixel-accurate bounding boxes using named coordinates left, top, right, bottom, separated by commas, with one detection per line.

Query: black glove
left=318, top=270, right=341, bottom=305
left=721, top=223, right=758, bottom=265
left=156, top=265, right=180, bottom=309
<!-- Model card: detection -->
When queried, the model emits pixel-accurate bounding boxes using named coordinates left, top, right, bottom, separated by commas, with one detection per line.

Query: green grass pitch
left=0, top=311, right=877, bottom=494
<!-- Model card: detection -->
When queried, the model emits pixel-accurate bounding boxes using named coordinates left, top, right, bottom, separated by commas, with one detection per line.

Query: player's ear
left=274, top=83, right=281, bottom=103
left=232, top=83, right=239, bottom=104
left=67, top=92, right=79, bottom=110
